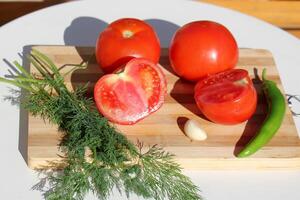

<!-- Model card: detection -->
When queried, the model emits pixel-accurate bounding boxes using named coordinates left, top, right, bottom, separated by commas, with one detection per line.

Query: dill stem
left=0, top=77, right=33, bottom=91
left=13, top=61, right=32, bottom=78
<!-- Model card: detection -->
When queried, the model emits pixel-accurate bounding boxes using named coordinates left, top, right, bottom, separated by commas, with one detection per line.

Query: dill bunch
left=0, top=49, right=202, bottom=200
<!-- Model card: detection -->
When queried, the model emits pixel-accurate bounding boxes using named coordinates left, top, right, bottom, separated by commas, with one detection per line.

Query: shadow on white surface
left=1, top=55, right=30, bottom=165
left=17, top=45, right=34, bottom=165
left=18, top=93, right=29, bottom=165
left=63, top=16, right=180, bottom=48
left=145, top=19, right=179, bottom=47
left=64, top=16, right=108, bottom=46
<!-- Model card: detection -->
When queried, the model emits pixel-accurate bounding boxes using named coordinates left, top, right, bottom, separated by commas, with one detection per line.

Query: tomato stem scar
left=123, top=30, right=134, bottom=38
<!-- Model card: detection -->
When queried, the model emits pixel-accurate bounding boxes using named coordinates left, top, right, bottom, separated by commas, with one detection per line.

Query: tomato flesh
left=94, top=58, right=166, bottom=125
left=96, top=18, right=161, bottom=73
left=194, top=69, right=257, bottom=125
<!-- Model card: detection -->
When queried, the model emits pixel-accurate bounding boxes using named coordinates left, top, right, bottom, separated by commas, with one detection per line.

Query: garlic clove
left=184, top=119, right=207, bottom=141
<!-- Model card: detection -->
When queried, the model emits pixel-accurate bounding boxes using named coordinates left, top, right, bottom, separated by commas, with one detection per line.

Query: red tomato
left=169, top=21, right=238, bottom=81
left=194, top=69, right=257, bottom=125
left=96, top=18, right=161, bottom=73
left=94, top=58, right=166, bottom=125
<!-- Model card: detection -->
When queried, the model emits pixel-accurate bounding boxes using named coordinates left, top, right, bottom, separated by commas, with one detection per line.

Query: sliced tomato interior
left=132, top=62, right=165, bottom=111
left=94, top=58, right=166, bottom=125
left=196, top=82, right=246, bottom=103
left=195, top=69, right=251, bottom=104
left=194, top=68, right=257, bottom=124
left=196, top=69, right=248, bottom=90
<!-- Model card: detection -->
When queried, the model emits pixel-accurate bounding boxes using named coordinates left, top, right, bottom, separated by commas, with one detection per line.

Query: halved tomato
left=94, top=58, right=166, bottom=125
left=194, top=69, right=257, bottom=125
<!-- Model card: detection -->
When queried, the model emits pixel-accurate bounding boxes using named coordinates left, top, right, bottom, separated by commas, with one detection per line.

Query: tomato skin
left=96, top=18, right=161, bottom=73
left=94, top=58, right=166, bottom=125
left=169, top=21, right=238, bottom=81
left=194, top=69, right=257, bottom=125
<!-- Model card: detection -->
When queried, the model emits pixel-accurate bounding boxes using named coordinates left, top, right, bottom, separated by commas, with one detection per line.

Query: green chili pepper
left=237, top=68, right=286, bottom=158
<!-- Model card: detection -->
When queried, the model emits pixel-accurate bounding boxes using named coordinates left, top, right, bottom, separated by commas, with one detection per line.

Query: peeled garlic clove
left=184, top=119, right=207, bottom=141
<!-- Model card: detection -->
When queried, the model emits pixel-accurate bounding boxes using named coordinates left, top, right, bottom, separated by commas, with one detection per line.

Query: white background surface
left=0, top=0, right=300, bottom=199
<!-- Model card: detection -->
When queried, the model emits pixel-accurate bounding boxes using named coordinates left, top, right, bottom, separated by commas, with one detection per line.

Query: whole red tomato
left=194, top=69, right=257, bottom=125
left=169, top=21, right=238, bottom=81
left=94, top=58, right=166, bottom=125
left=96, top=18, right=161, bottom=73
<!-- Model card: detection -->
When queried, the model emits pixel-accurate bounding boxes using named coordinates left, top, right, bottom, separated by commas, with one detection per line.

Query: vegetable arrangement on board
left=0, top=50, right=200, bottom=200
left=0, top=17, right=287, bottom=200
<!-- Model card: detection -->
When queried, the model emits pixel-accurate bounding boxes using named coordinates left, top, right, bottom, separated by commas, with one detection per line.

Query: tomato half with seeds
left=94, top=58, right=166, bottom=125
left=96, top=18, right=161, bottom=73
left=194, top=69, right=257, bottom=125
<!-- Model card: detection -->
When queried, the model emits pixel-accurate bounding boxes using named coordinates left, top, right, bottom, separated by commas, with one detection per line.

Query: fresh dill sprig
left=0, top=49, right=202, bottom=200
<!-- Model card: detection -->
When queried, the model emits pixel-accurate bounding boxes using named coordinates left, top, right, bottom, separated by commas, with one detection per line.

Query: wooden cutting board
left=27, top=46, right=300, bottom=170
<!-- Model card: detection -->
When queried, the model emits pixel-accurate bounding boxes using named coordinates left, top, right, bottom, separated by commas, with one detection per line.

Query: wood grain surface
left=198, top=0, right=300, bottom=39
left=0, top=0, right=70, bottom=26
left=27, top=46, right=300, bottom=170
left=200, top=0, right=300, bottom=29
